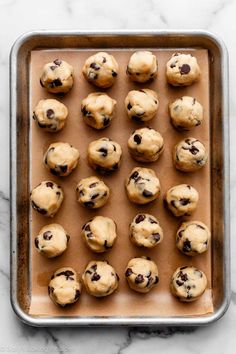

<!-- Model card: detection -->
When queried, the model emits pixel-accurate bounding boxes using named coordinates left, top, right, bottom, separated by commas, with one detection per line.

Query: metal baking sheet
left=10, top=30, right=230, bottom=326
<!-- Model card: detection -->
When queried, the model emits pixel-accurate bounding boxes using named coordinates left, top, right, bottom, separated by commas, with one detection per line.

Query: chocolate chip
left=132, top=115, right=142, bottom=122
left=176, top=280, right=183, bottom=286
left=146, top=276, right=153, bottom=287
left=88, top=72, right=98, bottom=80
left=183, top=239, right=191, bottom=253
left=189, top=146, right=199, bottom=155
left=32, top=112, right=37, bottom=120
left=48, top=286, right=54, bottom=295
left=74, top=289, right=81, bottom=300
left=31, top=201, right=47, bottom=215
left=192, top=98, right=196, bottom=105
left=84, top=201, right=94, bottom=208
left=125, top=268, right=132, bottom=277
left=81, top=106, right=90, bottom=116
left=112, top=70, right=117, bottom=77
left=171, top=200, right=177, bottom=208
left=85, top=270, right=92, bottom=275
left=149, top=217, right=157, bottom=224
left=43, top=231, right=53, bottom=240
left=126, top=66, right=131, bottom=75
left=195, top=270, right=203, bottom=278
left=102, top=57, right=106, bottom=63
left=178, top=230, right=184, bottom=238
left=185, top=138, right=191, bottom=144
left=91, top=264, right=97, bottom=271
left=154, top=276, right=159, bottom=284
left=104, top=240, right=112, bottom=249
left=50, top=168, right=59, bottom=176
left=38, top=122, right=47, bottom=128
left=180, top=198, right=190, bottom=206
left=98, top=147, right=108, bottom=157
left=178, top=271, right=188, bottom=282
left=130, top=171, right=139, bottom=180
left=180, top=266, right=188, bottom=270
left=91, top=273, right=100, bottom=281
left=91, top=193, right=99, bottom=200
left=135, top=214, right=146, bottom=223
left=84, top=224, right=91, bottom=232
left=46, top=182, right=54, bottom=188
left=59, top=165, right=68, bottom=173
left=40, top=79, right=45, bottom=87
left=103, top=117, right=110, bottom=127
left=180, top=64, right=191, bottom=75
left=142, top=190, right=153, bottom=198
left=152, top=233, right=160, bottom=242
left=133, top=134, right=142, bottom=144
left=87, top=232, right=93, bottom=239
left=54, top=59, right=62, bottom=66
left=57, top=270, right=74, bottom=280
left=46, top=109, right=54, bottom=119
left=170, top=62, right=176, bottom=68
left=127, top=103, right=132, bottom=110
left=66, top=235, right=70, bottom=241
left=89, top=182, right=98, bottom=188
left=34, top=237, right=39, bottom=249
left=116, top=273, right=120, bottom=281
left=50, top=65, right=57, bottom=71
left=113, top=145, right=117, bottom=152
left=90, top=62, right=100, bottom=70
left=197, top=224, right=205, bottom=230
left=135, top=274, right=144, bottom=284
left=51, top=78, right=62, bottom=87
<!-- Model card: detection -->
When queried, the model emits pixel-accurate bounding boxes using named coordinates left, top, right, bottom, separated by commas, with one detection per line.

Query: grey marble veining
left=1, top=0, right=236, bottom=352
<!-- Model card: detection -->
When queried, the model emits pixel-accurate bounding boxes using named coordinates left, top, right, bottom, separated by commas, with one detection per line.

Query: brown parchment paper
left=29, top=48, right=213, bottom=317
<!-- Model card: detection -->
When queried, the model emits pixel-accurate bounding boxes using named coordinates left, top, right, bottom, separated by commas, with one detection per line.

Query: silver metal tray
left=10, top=30, right=230, bottom=326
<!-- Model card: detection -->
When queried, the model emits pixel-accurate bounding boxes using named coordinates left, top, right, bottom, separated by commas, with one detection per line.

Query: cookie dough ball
left=82, top=216, right=117, bottom=253
left=44, top=142, right=80, bottom=177
left=33, top=99, right=68, bottom=132
left=169, top=96, right=203, bottom=131
left=76, top=176, right=109, bottom=209
left=48, top=267, right=81, bottom=306
left=88, top=138, right=122, bottom=173
left=40, top=59, right=74, bottom=94
left=125, top=89, right=159, bottom=122
left=165, top=184, right=199, bottom=217
left=173, top=138, right=208, bottom=172
left=176, top=221, right=210, bottom=256
left=82, top=261, right=119, bottom=297
left=81, top=92, right=116, bottom=130
left=128, top=127, right=164, bottom=163
left=126, top=167, right=161, bottom=205
left=170, top=266, right=207, bottom=302
left=82, top=52, right=119, bottom=88
left=166, top=53, right=201, bottom=86
left=30, top=181, right=64, bottom=217
left=130, top=214, right=163, bottom=248
left=34, top=223, right=70, bottom=258
left=126, top=51, right=158, bottom=83
left=125, top=257, right=159, bottom=293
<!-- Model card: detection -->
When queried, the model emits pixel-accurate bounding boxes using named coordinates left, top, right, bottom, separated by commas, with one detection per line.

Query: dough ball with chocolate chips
left=128, top=127, right=164, bottom=163
left=166, top=53, right=201, bottom=86
left=165, top=184, right=199, bottom=217
left=176, top=221, right=211, bottom=256
left=126, top=51, right=158, bottom=83
left=125, top=89, right=159, bottom=122
left=173, top=138, right=208, bottom=172
left=33, top=99, right=68, bottom=132
left=81, top=92, right=117, bottom=130
left=170, top=266, right=207, bottom=302
left=34, top=223, right=70, bottom=258
left=30, top=181, right=64, bottom=217
left=125, top=257, right=159, bottom=293
left=130, top=214, right=163, bottom=248
left=88, top=138, right=122, bottom=173
left=125, top=167, right=161, bottom=205
left=82, top=52, right=119, bottom=88
left=169, top=96, right=203, bottom=131
left=82, top=216, right=117, bottom=253
left=40, top=59, right=74, bottom=94
left=76, top=176, right=110, bottom=209
left=82, top=261, right=119, bottom=297
left=48, top=267, right=82, bottom=307
left=44, top=142, right=80, bottom=177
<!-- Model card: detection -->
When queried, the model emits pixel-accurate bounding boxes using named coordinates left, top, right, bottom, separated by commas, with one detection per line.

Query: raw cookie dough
left=48, top=267, right=82, bottom=306
left=76, top=176, right=110, bottom=209
left=40, top=59, right=74, bottom=94
left=88, top=138, right=122, bottom=173
left=173, top=137, right=208, bottom=172
left=164, top=184, right=199, bottom=217
left=82, top=260, right=119, bottom=297
left=82, top=216, right=117, bottom=253
left=34, top=223, right=70, bottom=258
left=30, top=181, right=64, bottom=217
left=169, top=96, right=203, bottom=131
left=176, top=221, right=211, bottom=256
left=125, top=167, right=161, bottom=205
left=81, top=92, right=117, bottom=130
left=82, top=52, right=119, bottom=88
left=130, top=214, right=163, bottom=248
left=170, top=266, right=207, bottom=302
left=126, top=51, right=158, bottom=83
left=44, top=142, right=80, bottom=177
left=33, top=99, right=68, bottom=132
left=125, top=89, right=159, bottom=122
left=128, top=127, right=164, bottom=163
left=125, top=257, right=159, bottom=293
left=166, top=53, right=201, bottom=86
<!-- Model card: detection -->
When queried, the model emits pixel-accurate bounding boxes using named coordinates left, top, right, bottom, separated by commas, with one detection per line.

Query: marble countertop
left=1, top=0, right=235, bottom=352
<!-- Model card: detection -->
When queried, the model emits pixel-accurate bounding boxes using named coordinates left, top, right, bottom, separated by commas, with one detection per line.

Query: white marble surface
left=0, top=0, right=236, bottom=352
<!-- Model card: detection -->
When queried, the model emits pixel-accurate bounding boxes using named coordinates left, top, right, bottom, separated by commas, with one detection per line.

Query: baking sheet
left=29, top=48, right=213, bottom=317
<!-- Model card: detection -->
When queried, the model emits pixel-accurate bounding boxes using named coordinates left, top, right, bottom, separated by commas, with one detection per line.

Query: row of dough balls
left=33, top=94, right=204, bottom=132
left=39, top=52, right=201, bottom=94
left=35, top=217, right=210, bottom=257
left=48, top=261, right=207, bottom=307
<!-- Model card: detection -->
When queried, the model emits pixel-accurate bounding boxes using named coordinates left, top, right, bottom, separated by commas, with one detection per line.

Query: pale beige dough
left=170, top=266, right=207, bottom=302
left=82, top=52, right=119, bottom=88
left=40, top=59, right=74, bottom=94
left=165, top=184, right=199, bottom=217
left=76, top=176, right=110, bottom=209
left=82, top=261, right=119, bottom=297
left=128, top=127, right=164, bottom=162
left=130, top=214, right=163, bottom=248
left=126, top=51, right=158, bottom=83
left=125, top=257, right=159, bottom=293
left=125, top=89, right=159, bottom=122
left=48, top=267, right=82, bottom=306
left=33, top=99, right=68, bottom=132
left=176, top=221, right=211, bottom=256
left=82, top=216, right=117, bottom=253
left=30, top=181, right=64, bottom=217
